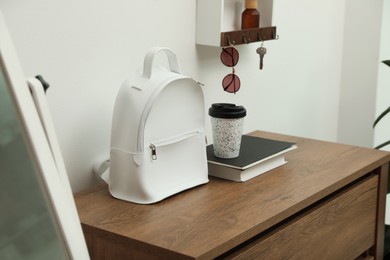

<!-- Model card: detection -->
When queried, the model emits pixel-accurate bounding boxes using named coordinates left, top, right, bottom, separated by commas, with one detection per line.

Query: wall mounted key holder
left=196, top=0, right=279, bottom=47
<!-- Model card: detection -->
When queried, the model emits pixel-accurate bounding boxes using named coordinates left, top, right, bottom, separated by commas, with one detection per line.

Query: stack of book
left=207, top=135, right=296, bottom=182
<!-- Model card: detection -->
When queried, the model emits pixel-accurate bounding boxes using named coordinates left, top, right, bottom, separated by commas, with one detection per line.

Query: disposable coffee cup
left=209, top=103, right=247, bottom=159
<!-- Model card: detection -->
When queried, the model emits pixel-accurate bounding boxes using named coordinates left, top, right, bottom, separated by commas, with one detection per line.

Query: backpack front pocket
left=145, top=129, right=207, bottom=192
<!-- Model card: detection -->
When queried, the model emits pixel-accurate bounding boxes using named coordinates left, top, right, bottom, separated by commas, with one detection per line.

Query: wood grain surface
left=74, top=131, right=390, bottom=259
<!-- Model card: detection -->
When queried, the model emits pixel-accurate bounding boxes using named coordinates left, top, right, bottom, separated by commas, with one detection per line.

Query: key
left=256, top=47, right=267, bottom=70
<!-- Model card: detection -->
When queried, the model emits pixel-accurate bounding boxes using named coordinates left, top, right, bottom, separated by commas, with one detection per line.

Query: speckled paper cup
left=209, top=103, right=246, bottom=159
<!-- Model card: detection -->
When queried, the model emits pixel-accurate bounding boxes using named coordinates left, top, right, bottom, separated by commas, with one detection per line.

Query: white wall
left=0, top=0, right=384, bottom=192
left=338, top=0, right=384, bottom=147
left=199, top=0, right=346, bottom=143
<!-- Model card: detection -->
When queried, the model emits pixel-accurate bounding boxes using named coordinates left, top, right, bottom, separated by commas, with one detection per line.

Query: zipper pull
left=192, top=78, right=204, bottom=87
left=197, top=81, right=205, bottom=87
left=149, top=144, right=157, bottom=160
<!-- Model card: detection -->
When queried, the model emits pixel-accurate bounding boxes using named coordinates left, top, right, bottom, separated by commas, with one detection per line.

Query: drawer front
left=228, top=175, right=378, bottom=260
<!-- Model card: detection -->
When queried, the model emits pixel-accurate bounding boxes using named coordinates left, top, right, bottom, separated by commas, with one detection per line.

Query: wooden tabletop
left=74, top=131, right=390, bottom=259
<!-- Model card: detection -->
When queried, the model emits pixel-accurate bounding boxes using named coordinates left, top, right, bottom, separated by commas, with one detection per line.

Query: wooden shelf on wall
left=220, top=26, right=277, bottom=47
left=196, top=0, right=276, bottom=47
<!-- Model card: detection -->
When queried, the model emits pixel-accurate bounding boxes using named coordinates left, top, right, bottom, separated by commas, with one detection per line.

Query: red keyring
left=222, top=73, right=241, bottom=93
left=220, top=46, right=240, bottom=94
left=220, top=47, right=239, bottom=67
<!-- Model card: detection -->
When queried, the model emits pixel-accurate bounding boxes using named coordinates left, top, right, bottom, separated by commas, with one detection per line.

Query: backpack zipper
left=149, top=144, right=157, bottom=160
left=136, top=77, right=179, bottom=155
left=132, top=76, right=201, bottom=166
left=148, top=130, right=201, bottom=160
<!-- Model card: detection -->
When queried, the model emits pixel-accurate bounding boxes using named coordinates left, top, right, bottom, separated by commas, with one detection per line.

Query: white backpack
left=104, top=47, right=208, bottom=204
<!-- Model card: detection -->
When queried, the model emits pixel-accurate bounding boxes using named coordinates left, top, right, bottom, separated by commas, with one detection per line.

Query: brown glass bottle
left=241, top=0, right=260, bottom=29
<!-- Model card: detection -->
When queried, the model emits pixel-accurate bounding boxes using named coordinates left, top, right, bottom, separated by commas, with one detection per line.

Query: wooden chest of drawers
left=75, top=131, right=390, bottom=259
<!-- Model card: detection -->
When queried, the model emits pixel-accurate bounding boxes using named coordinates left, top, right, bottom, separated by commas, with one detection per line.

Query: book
left=207, top=135, right=297, bottom=182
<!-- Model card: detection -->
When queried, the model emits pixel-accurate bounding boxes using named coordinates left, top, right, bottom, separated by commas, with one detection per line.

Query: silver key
left=256, top=47, right=267, bottom=70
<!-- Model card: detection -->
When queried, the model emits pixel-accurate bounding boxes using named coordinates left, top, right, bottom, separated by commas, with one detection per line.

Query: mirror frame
left=0, top=10, right=90, bottom=259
